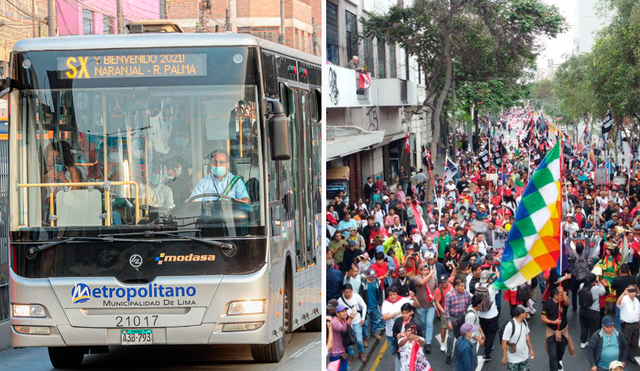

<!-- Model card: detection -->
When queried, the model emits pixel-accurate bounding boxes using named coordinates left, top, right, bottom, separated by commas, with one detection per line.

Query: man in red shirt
left=434, top=273, right=455, bottom=352
left=370, top=251, right=390, bottom=290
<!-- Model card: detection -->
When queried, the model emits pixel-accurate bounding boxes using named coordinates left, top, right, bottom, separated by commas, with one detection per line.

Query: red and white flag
left=359, top=72, right=371, bottom=89
left=404, top=133, right=411, bottom=154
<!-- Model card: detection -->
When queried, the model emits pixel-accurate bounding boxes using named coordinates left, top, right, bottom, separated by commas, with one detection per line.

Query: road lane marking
left=369, top=339, right=387, bottom=371
left=289, top=340, right=320, bottom=359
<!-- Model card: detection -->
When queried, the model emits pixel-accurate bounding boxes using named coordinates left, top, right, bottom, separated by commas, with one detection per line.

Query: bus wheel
left=251, top=334, right=285, bottom=363
left=48, top=347, right=84, bottom=368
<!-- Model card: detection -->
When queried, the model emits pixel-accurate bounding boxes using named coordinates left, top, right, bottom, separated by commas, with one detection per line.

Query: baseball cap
left=398, top=267, right=406, bottom=274
left=438, top=226, right=445, bottom=231
left=513, top=305, right=531, bottom=316
left=368, top=269, right=377, bottom=278
left=429, top=224, right=435, bottom=229
left=460, top=323, right=478, bottom=335
left=377, top=175, right=381, bottom=179
left=406, top=244, right=415, bottom=250
left=348, top=240, right=356, bottom=246
left=383, top=196, right=389, bottom=201
left=327, top=299, right=339, bottom=311
left=419, top=263, right=428, bottom=271
left=335, top=304, right=348, bottom=313
left=376, top=245, right=385, bottom=253
left=439, top=274, right=449, bottom=283
left=609, top=361, right=624, bottom=370
left=602, top=316, right=614, bottom=327
left=425, top=252, right=435, bottom=260
left=374, top=222, right=381, bottom=228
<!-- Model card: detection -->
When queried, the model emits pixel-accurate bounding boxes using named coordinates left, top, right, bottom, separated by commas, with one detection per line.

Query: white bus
left=1, top=32, right=322, bottom=368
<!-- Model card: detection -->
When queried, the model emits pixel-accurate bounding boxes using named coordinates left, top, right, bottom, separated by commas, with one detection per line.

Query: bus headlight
left=13, top=304, right=46, bottom=318
left=222, top=322, right=264, bottom=332
left=227, top=300, right=265, bottom=315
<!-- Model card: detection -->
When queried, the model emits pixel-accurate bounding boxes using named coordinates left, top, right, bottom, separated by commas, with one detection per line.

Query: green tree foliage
left=361, top=0, right=565, bottom=159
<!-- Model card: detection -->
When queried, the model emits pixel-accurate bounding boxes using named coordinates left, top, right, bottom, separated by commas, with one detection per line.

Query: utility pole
left=47, top=0, right=56, bottom=36
left=31, top=0, right=37, bottom=37
left=278, top=0, right=284, bottom=44
left=117, top=0, right=124, bottom=34
left=159, top=0, right=166, bottom=19
left=451, top=79, right=456, bottom=160
left=311, top=17, right=318, bottom=55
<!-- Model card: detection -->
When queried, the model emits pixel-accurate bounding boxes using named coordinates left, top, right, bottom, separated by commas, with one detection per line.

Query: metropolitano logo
left=71, top=283, right=91, bottom=304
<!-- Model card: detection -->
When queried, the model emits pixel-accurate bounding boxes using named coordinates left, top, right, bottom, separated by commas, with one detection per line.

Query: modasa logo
left=155, top=252, right=215, bottom=265
left=71, top=283, right=91, bottom=304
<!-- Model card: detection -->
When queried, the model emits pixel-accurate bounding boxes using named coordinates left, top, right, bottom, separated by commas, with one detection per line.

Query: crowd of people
left=326, top=111, right=640, bottom=371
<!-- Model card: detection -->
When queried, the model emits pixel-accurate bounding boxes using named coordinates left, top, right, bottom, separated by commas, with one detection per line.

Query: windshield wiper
left=98, top=230, right=237, bottom=256
left=25, top=236, right=145, bottom=259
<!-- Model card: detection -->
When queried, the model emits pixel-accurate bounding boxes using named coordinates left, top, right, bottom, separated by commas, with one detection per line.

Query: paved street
left=0, top=332, right=320, bottom=371
left=364, top=297, right=640, bottom=371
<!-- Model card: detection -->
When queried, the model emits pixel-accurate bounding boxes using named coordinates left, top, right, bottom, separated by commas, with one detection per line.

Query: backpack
left=497, top=319, right=528, bottom=351
left=475, top=284, right=493, bottom=312
left=574, top=254, right=590, bottom=282
left=516, top=283, right=531, bottom=303
left=579, top=286, right=594, bottom=309
left=452, top=309, right=475, bottom=338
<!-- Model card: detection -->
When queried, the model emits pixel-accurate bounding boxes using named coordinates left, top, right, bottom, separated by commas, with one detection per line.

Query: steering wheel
left=187, top=193, right=237, bottom=203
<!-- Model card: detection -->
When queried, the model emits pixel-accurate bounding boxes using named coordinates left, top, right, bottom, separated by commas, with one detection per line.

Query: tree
left=361, top=0, right=565, bottom=166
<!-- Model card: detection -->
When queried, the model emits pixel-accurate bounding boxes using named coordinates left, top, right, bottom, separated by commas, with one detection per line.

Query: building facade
left=167, top=0, right=321, bottom=56
left=0, top=1, right=161, bottom=78
left=573, top=0, right=611, bottom=55
left=325, top=0, right=426, bottom=204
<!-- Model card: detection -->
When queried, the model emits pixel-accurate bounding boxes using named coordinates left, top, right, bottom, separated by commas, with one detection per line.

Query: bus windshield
left=16, top=84, right=264, bottom=234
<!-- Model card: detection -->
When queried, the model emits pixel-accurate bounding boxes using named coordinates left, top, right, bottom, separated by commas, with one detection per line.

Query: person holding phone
left=616, top=285, right=640, bottom=365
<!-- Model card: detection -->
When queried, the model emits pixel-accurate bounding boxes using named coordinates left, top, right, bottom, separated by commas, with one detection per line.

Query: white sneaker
left=580, top=342, right=588, bottom=349
left=440, top=342, right=446, bottom=352
left=559, top=361, right=563, bottom=370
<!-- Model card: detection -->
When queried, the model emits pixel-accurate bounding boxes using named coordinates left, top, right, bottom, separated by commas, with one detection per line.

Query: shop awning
left=326, top=126, right=386, bottom=161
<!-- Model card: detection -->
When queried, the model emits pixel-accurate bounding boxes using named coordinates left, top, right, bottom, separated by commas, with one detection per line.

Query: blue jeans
left=616, top=306, right=621, bottom=330
left=387, top=335, right=397, bottom=357
left=416, top=306, right=436, bottom=345
left=352, top=322, right=365, bottom=354
left=364, top=307, right=383, bottom=338
left=328, top=355, right=348, bottom=371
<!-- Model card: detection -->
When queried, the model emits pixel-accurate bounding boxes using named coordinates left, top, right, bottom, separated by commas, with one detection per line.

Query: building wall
left=0, top=0, right=49, bottom=75
left=166, top=0, right=320, bottom=56
left=573, top=0, right=611, bottom=55
left=57, top=0, right=160, bottom=36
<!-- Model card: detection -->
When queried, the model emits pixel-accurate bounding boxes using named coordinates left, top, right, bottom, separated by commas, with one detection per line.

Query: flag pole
left=558, top=129, right=564, bottom=332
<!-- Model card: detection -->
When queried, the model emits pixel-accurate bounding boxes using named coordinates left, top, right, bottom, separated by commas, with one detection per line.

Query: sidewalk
left=351, top=336, right=383, bottom=371
left=0, top=320, right=10, bottom=352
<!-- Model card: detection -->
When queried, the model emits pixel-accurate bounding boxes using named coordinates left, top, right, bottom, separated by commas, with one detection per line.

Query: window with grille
left=345, top=11, right=358, bottom=63
left=326, top=1, right=339, bottom=65
left=377, top=40, right=386, bottom=78
left=83, top=9, right=94, bottom=35
left=364, top=35, right=374, bottom=76
left=237, top=27, right=280, bottom=43
left=103, top=15, right=114, bottom=34
left=389, top=43, right=396, bottom=78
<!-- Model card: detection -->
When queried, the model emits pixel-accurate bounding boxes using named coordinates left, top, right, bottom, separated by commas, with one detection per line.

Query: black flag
left=479, top=145, right=490, bottom=170
left=602, top=109, right=613, bottom=140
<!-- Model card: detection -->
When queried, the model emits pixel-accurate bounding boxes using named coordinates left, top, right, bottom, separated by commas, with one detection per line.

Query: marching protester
left=501, top=305, right=534, bottom=371
left=325, top=107, right=640, bottom=370
left=587, top=316, right=628, bottom=371
left=616, top=285, right=640, bottom=365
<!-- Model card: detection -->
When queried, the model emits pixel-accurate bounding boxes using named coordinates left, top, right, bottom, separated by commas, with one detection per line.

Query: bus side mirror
left=279, top=83, right=295, bottom=118
left=267, top=99, right=291, bottom=161
left=0, top=78, right=9, bottom=99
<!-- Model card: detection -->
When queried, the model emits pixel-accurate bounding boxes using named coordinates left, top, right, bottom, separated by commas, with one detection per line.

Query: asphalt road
left=364, top=296, right=640, bottom=371
left=0, top=332, right=320, bottom=371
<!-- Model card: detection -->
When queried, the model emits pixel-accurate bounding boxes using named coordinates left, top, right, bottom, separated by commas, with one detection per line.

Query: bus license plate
left=120, top=329, right=153, bottom=345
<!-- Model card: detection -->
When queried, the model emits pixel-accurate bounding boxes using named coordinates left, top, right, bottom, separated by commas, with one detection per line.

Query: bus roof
left=13, top=33, right=320, bottom=66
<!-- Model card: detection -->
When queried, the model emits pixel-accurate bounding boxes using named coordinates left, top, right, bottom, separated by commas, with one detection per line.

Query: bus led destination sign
left=57, top=53, right=207, bottom=79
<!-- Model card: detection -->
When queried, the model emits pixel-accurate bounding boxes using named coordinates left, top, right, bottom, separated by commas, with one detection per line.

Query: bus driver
left=190, top=150, right=250, bottom=203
